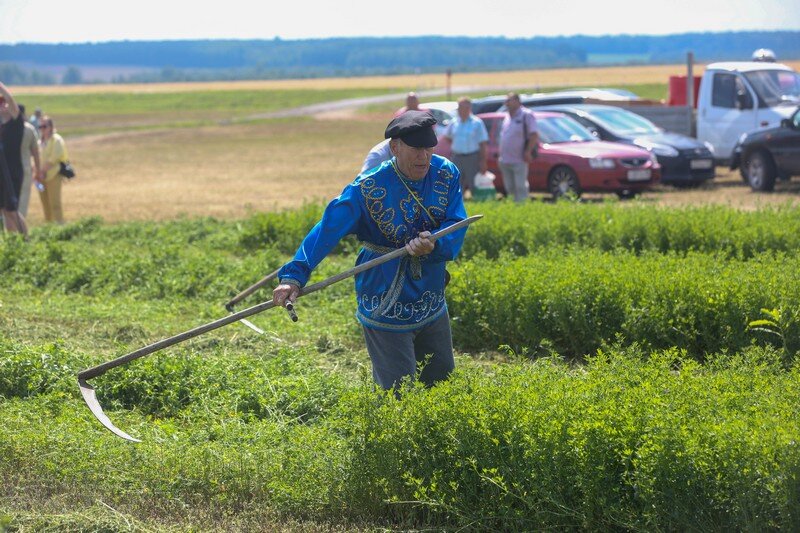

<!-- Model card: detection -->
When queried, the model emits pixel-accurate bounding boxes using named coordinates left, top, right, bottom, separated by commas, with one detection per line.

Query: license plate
left=690, top=159, right=713, bottom=169
left=627, top=169, right=651, bottom=181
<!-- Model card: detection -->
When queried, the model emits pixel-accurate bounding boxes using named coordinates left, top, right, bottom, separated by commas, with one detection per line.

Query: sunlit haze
left=1, top=0, right=799, bottom=43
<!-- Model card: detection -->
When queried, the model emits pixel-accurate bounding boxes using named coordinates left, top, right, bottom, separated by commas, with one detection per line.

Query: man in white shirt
left=361, top=138, right=393, bottom=173
left=499, top=93, right=538, bottom=203
left=443, top=97, right=488, bottom=198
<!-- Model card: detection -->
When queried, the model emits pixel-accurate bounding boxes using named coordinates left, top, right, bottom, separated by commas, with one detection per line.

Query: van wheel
left=746, top=151, right=776, bottom=192
left=548, top=166, right=581, bottom=200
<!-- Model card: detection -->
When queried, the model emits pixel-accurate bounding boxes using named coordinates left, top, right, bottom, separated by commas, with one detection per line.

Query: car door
left=698, top=72, right=759, bottom=160
left=770, top=110, right=800, bottom=174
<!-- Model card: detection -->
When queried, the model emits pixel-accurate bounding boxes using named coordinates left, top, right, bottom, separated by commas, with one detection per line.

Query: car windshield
left=588, top=108, right=661, bottom=136
left=537, top=115, right=595, bottom=143
left=744, top=70, right=800, bottom=106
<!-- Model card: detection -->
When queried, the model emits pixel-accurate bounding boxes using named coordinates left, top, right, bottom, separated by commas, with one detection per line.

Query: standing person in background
left=29, top=107, right=43, bottom=139
left=498, top=92, right=538, bottom=203
left=37, top=115, right=68, bottom=224
left=361, top=138, right=393, bottom=173
left=393, top=92, right=421, bottom=117
left=0, top=82, right=28, bottom=236
left=405, top=92, right=420, bottom=111
left=17, top=105, right=41, bottom=218
left=443, top=97, right=488, bottom=199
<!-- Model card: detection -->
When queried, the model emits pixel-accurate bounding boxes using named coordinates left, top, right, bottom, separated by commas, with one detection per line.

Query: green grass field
left=2, top=202, right=800, bottom=531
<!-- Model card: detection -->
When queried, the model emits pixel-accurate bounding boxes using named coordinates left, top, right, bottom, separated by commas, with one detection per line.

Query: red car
left=436, top=111, right=661, bottom=199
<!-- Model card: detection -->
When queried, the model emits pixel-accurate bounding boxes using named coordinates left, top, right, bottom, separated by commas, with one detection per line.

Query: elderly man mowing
left=274, top=110, right=468, bottom=390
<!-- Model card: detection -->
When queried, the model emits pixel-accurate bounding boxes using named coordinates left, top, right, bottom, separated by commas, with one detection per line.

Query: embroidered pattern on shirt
left=360, top=290, right=445, bottom=323
left=359, top=165, right=452, bottom=245
left=360, top=177, right=404, bottom=245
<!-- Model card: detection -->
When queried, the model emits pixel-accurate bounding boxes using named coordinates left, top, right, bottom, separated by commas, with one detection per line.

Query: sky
left=0, top=0, right=799, bottom=44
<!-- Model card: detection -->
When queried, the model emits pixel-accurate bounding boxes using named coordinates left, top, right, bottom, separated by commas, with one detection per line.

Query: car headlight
left=588, top=157, right=616, bottom=169
left=703, top=141, right=715, bottom=154
left=633, top=139, right=679, bottom=157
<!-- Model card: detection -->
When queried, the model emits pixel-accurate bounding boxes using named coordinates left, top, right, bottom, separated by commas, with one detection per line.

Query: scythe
left=77, top=214, right=482, bottom=442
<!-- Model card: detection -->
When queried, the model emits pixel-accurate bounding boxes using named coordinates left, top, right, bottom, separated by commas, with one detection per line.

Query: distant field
left=13, top=64, right=691, bottom=93
left=25, top=116, right=800, bottom=226
left=12, top=62, right=800, bottom=225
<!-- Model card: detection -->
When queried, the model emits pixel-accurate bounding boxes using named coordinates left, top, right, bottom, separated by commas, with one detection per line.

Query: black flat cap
left=384, top=110, right=438, bottom=148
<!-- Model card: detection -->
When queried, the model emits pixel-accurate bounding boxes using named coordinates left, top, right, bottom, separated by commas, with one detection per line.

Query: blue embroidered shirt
left=278, top=154, right=468, bottom=332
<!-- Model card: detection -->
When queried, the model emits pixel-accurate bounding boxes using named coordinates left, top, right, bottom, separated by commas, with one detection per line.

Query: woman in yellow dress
left=37, top=116, right=68, bottom=224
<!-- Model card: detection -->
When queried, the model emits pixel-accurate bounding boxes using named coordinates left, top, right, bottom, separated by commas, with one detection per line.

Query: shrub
left=448, top=249, right=800, bottom=360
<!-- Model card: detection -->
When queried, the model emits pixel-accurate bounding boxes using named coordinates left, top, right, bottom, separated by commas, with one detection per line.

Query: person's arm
left=477, top=119, right=489, bottom=173
left=0, top=82, right=19, bottom=119
left=478, top=141, right=488, bottom=174
left=277, top=184, right=362, bottom=288
left=524, top=113, right=539, bottom=162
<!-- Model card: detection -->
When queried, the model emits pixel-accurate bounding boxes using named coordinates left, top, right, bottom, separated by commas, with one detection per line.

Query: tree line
left=1, top=31, right=797, bottom=85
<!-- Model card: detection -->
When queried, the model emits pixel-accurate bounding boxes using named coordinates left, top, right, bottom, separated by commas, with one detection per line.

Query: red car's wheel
left=548, top=166, right=581, bottom=199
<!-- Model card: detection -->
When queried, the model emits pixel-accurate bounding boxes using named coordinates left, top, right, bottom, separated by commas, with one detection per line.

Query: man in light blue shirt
left=443, top=97, right=488, bottom=198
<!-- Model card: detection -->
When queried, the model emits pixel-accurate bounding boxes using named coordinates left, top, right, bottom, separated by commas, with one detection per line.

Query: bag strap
left=522, top=109, right=529, bottom=156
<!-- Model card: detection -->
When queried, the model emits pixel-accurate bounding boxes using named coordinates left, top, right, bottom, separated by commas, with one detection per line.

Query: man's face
left=391, top=138, right=433, bottom=181
left=506, top=95, right=521, bottom=113
left=457, top=100, right=471, bottom=120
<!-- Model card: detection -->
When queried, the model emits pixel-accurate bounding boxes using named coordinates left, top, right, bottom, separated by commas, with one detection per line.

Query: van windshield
left=744, top=70, right=800, bottom=107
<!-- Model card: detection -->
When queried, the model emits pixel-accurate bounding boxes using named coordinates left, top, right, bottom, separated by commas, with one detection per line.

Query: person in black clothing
left=0, top=81, right=28, bottom=236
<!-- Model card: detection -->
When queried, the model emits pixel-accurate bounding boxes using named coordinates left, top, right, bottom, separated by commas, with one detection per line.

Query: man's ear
left=389, top=139, right=398, bottom=157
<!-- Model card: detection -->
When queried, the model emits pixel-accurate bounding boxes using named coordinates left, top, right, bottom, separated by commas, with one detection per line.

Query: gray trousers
left=499, top=162, right=530, bottom=203
left=18, top=168, right=32, bottom=217
left=452, top=151, right=480, bottom=192
left=362, top=312, right=455, bottom=390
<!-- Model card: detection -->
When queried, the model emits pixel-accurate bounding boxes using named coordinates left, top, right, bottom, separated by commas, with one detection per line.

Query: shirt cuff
left=280, top=277, right=303, bottom=288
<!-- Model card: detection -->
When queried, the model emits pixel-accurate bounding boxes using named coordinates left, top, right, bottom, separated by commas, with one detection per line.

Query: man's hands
left=273, top=283, right=300, bottom=307
left=274, top=232, right=434, bottom=309
left=405, top=231, right=434, bottom=256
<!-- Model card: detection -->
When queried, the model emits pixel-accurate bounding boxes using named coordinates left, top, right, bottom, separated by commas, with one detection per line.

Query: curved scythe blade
left=78, top=378, right=141, bottom=442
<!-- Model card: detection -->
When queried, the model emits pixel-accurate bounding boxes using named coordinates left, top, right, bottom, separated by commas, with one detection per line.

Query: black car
left=536, top=104, right=716, bottom=186
left=731, top=107, right=800, bottom=192
left=471, top=93, right=584, bottom=114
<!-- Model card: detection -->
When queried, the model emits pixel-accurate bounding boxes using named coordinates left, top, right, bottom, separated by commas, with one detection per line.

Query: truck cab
left=697, top=62, right=800, bottom=164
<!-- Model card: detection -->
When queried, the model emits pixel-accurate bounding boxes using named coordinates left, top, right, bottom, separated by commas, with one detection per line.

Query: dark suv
left=731, top=106, right=800, bottom=191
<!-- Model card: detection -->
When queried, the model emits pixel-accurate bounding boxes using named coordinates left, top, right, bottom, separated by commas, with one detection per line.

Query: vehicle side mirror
left=781, top=118, right=793, bottom=129
left=736, top=91, right=753, bottom=110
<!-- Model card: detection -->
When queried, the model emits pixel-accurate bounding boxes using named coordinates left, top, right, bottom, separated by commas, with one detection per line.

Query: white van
left=697, top=62, right=800, bottom=163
